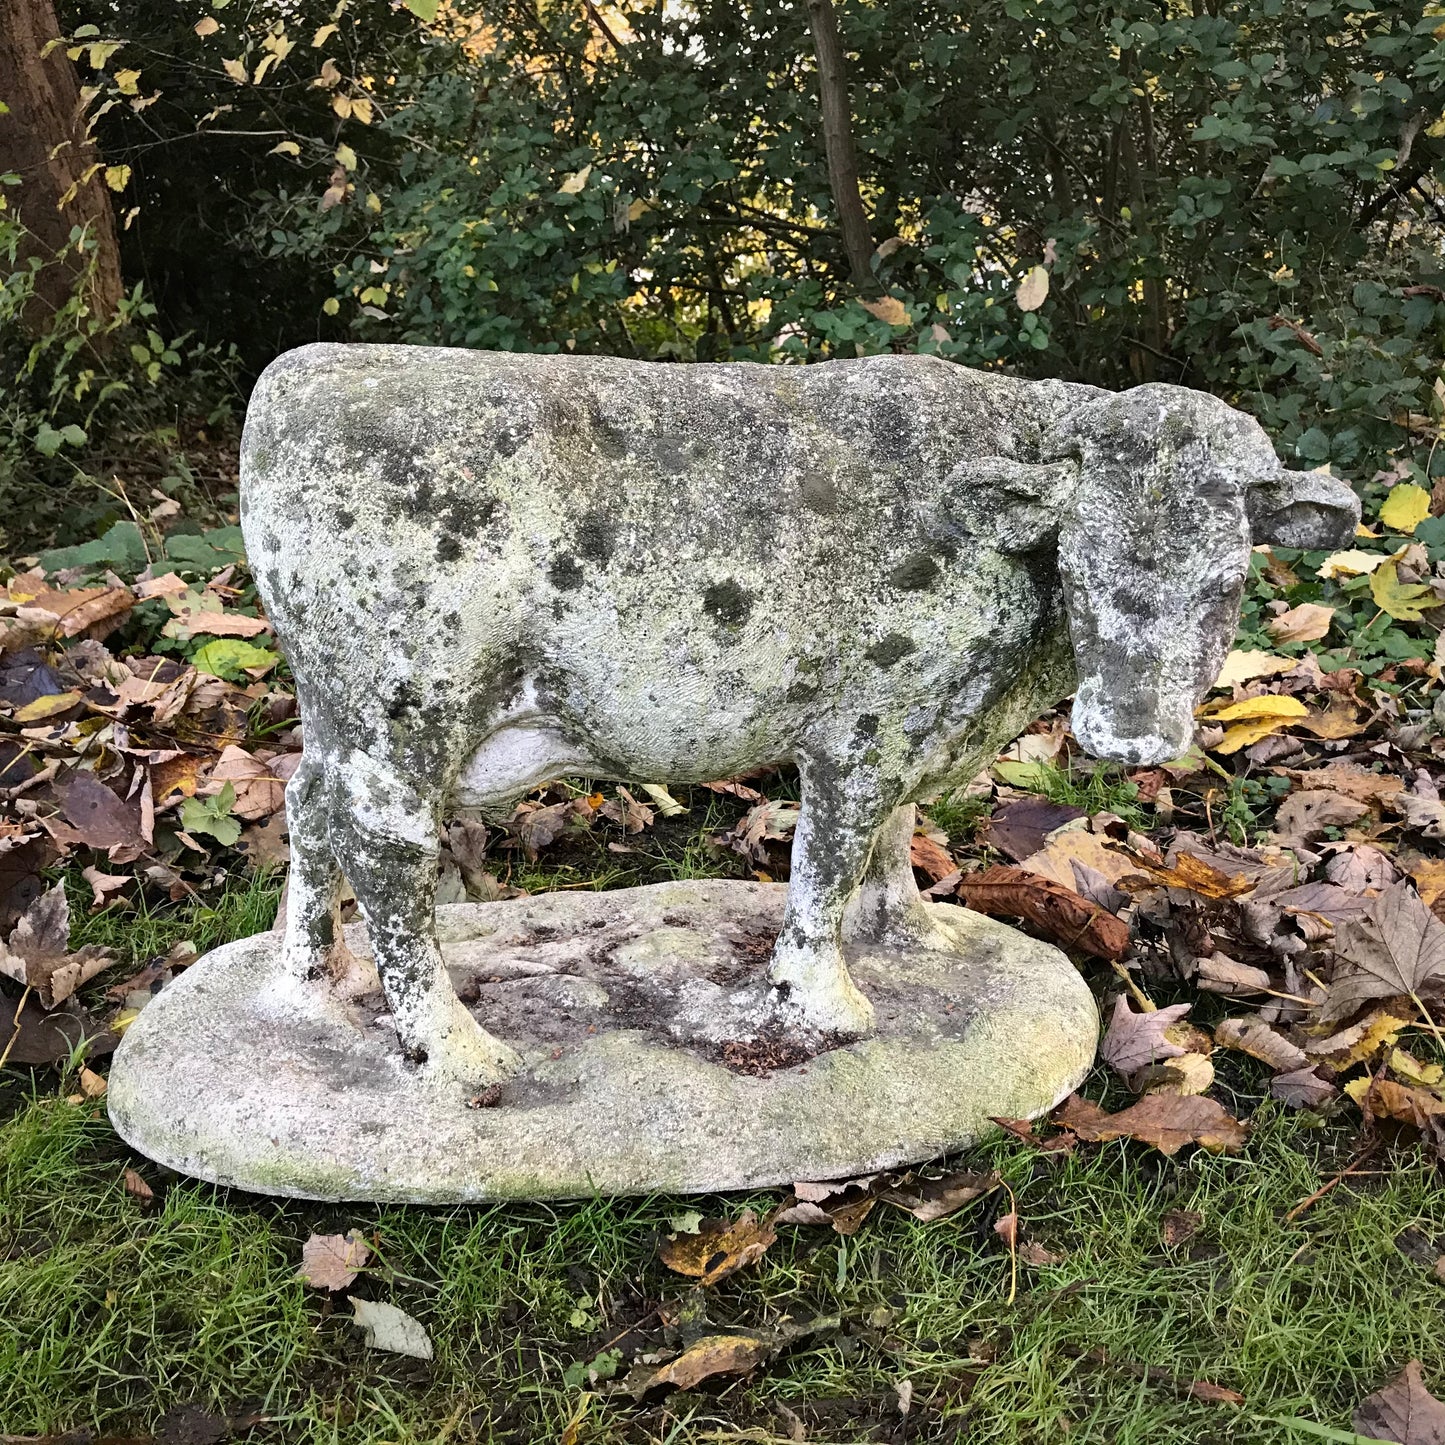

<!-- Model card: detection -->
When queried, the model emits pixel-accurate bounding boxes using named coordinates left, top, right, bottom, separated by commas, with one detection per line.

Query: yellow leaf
left=103, top=165, right=131, bottom=192
left=332, top=92, right=352, bottom=118
left=365, top=191, right=382, bottom=213
left=195, top=16, right=220, bottom=36
left=113, top=68, right=140, bottom=94
left=860, top=295, right=910, bottom=326
left=1198, top=694, right=1308, bottom=722
left=269, top=140, right=301, bottom=157
left=350, top=95, right=373, bottom=125
left=1370, top=561, right=1439, bottom=622
left=1317, top=548, right=1388, bottom=580
left=1380, top=482, right=1432, bottom=534
left=1211, top=650, right=1296, bottom=690
left=1016, top=265, right=1049, bottom=312
left=558, top=164, right=592, bottom=194
left=313, top=23, right=338, bottom=45
left=627, top=196, right=651, bottom=221
left=335, top=143, right=357, bottom=170
left=222, top=56, right=248, bottom=84
left=314, top=58, right=341, bottom=88
left=1212, top=718, right=1292, bottom=754
left=322, top=297, right=340, bottom=316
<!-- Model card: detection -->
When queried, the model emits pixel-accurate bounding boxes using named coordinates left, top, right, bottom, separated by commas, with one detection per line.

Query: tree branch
left=805, top=0, right=878, bottom=295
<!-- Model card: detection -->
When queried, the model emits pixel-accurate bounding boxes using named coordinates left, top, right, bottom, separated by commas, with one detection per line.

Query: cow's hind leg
left=842, top=803, right=960, bottom=950
left=277, top=750, right=369, bottom=996
left=767, top=757, right=890, bottom=1038
left=331, top=750, right=520, bottom=1088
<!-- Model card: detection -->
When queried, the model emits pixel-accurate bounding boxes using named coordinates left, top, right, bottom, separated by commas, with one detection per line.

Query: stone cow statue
left=240, top=344, right=1358, bottom=1088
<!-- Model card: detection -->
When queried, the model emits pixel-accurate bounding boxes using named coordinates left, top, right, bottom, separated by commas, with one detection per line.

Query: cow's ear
left=925, top=456, right=1079, bottom=554
left=1247, top=468, right=1360, bottom=550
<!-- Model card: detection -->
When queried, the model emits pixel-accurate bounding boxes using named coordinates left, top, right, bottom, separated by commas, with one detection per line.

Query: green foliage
left=179, top=782, right=241, bottom=846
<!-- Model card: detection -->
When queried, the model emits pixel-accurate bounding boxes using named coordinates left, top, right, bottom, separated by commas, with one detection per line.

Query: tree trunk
left=805, top=0, right=878, bottom=296
left=0, top=0, right=123, bottom=331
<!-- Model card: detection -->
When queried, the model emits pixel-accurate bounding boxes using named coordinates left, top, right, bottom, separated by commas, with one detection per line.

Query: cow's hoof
left=769, top=946, right=876, bottom=1037
left=402, top=993, right=522, bottom=1089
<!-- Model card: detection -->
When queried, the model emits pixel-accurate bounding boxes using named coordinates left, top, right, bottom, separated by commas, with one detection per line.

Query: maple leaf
left=1055, top=1093, right=1248, bottom=1155
left=1353, top=1360, right=1445, bottom=1445
left=1320, top=883, right=1445, bottom=1025
left=298, top=1229, right=370, bottom=1291
left=0, top=882, right=112, bottom=1008
left=1098, top=995, right=1191, bottom=1078
left=1371, top=562, right=1439, bottom=622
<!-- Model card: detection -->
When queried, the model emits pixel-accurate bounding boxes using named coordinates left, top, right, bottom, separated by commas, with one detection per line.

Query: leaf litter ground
left=9, top=492, right=1445, bottom=1439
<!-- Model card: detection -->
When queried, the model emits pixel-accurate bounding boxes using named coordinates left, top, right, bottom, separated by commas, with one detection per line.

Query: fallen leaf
left=1267, top=603, right=1335, bottom=643
left=1122, top=849, right=1255, bottom=900
left=1214, top=1018, right=1308, bottom=1072
left=1353, top=1360, right=1445, bottom=1444
left=639, top=783, right=687, bottom=817
left=16, top=585, right=132, bottom=639
left=1293, top=763, right=1405, bottom=808
left=629, top=1332, right=771, bottom=1397
left=0, top=993, right=117, bottom=1065
left=207, top=745, right=294, bottom=820
left=1307, top=1009, right=1412, bottom=1067
left=1272, top=789, right=1371, bottom=846
left=1270, top=1065, right=1338, bottom=1109
left=1160, top=1209, right=1203, bottom=1247
left=1212, top=650, right=1298, bottom=689
left=1198, top=694, right=1310, bottom=723
left=1373, top=562, right=1441, bottom=622
left=958, top=864, right=1130, bottom=960
left=909, top=830, right=956, bottom=881
left=1136, top=1052, right=1215, bottom=1097
left=0, top=881, right=112, bottom=1007
left=349, top=1297, right=433, bottom=1359
left=78, top=1065, right=106, bottom=1097
left=1391, top=1047, right=1443, bottom=1087
left=122, top=1167, right=154, bottom=1202
left=993, top=1211, right=1018, bottom=1247
left=1345, top=1075, right=1445, bottom=1126
left=55, top=771, right=146, bottom=857
left=1055, top=1093, right=1248, bottom=1155
left=1194, top=953, right=1274, bottom=995
left=879, top=1169, right=998, bottom=1221
left=1381, top=483, right=1434, bottom=535
left=1318, top=548, right=1389, bottom=580
left=1099, top=995, right=1191, bottom=1078
left=1017, top=827, right=1140, bottom=890
left=658, top=1209, right=777, bottom=1285
left=1018, top=1240, right=1067, bottom=1266
left=299, top=1229, right=370, bottom=1290
left=81, top=866, right=130, bottom=911
left=1321, top=883, right=1445, bottom=1025
left=978, top=797, right=1086, bottom=862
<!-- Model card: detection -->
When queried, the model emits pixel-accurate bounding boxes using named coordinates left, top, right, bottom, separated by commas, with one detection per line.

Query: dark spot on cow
left=800, top=471, right=839, bottom=515
left=866, top=633, right=916, bottom=669
left=703, top=579, right=752, bottom=628
left=577, top=511, right=617, bottom=564
left=387, top=681, right=422, bottom=721
left=550, top=553, right=584, bottom=591
left=437, top=535, right=463, bottom=564
left=854, top=713, right=880, bottom=739
left=889, top=553, right=940, bottom=591
left=335, top=509, right=356, bottom=531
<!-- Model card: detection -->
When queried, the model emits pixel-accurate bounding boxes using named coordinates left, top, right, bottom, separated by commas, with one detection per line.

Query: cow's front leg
left=843, top=803, right=961, bottom=951
left=768, top=759, right=888, bottom=1038
left=332, top=753, right=520, bottom=1088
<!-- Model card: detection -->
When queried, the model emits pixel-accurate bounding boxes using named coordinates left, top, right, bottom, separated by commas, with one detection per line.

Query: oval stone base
left=107, top=880, right=1099, bottom=1202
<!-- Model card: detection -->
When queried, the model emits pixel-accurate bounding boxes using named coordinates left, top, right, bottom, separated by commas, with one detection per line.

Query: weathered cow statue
left=237, top=345, right=1357, bottom=1087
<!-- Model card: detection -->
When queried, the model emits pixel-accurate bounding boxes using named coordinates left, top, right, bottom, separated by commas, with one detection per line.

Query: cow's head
left=978, top=384, right=1359, bottom=765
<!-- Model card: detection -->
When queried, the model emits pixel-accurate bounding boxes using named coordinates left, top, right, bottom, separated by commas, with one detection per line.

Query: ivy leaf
left=1371, top=562, right=1438, bottom=622
left=1380, top=482, right=1433, bottom=534
left=191, top=638, right=279, bottom=680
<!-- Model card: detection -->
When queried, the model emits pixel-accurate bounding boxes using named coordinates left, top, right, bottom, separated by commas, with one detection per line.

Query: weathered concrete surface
left=237, top=345, right=1359, bottom=1079
left=107, top=880, right=1099, bottom=1203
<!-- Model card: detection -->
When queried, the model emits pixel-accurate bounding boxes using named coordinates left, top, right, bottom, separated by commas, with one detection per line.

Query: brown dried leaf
left=1345, top=1075, right=1445, bottom=1126
left=879, top=1169, right=999, bottom=1222
left=1321, top=883, right=1445, bottom=1024
left=1193, top=953, right=1274, bottom=995
left=299, top=1229, right=371, bottom=1291
left=1121, top=850, right=1257, bottom=900
left=1267, top=602, right=1335, bottom=643
left=208, top=745, right=293, bottom=820
left=1099, top=995, right=1191, bottom=1078
left=627, top=1332, right=773, bottom=1399
left=122, top=1167, right=154, bottom=1202
left=1271, top=1065, right=1338, bottom=1109
left=978, top=797, right=1086, bottom=862
left=16, top=585, right=132, bottom=639
left=658, top=1208, right=777, bottom=1285
left=1214, top=1017, right=1309, bottom=1072
left=1353, top=1360, right=1445, bottom=1444
left=0, top=881, right=112, bottom=1007
left=908, top=831, right=956, bottom=882
left=80, top=865, right=130, bottom=911
left=1160, top=1209, right=1203, bottom=1247
left=958, top=864, right=1130, bottom=960
left=1136, top=1052, right=1215, bottom=1097
left=1272, top=789, right=1371, bottom=847
left=1307, top=1009, right=1411, bottom=1067
left=1055, top=1093, right=1248, bottom=1155
left=57, top=771, right=146, bottom=857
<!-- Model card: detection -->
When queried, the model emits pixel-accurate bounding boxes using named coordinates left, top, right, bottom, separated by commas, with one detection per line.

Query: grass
left=3, top=1082, right=1442, bottom=1444
left=4, top=816, right=1444, bottom=1443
